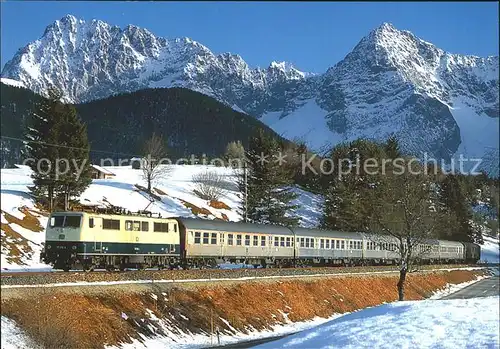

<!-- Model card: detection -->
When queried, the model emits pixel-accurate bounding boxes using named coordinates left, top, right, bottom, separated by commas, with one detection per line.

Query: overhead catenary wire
left=0, top=135, right=142, bottom=158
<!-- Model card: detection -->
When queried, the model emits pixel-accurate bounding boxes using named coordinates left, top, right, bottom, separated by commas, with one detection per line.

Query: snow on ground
left=106, top=313, right=342, bottom=349
left=480, top=235, right=500, bottom=264
left=255, top=296, right=500, bottom=349
left=0, top=165, right=324, bottom=270
left=0, top=272, right=491, bottom=348
left=0, top=317, right=35, bottom=349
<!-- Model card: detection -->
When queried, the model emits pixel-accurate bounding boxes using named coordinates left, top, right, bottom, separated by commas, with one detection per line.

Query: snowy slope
left=1, top=17, right=498, bottom=173
left=0, top=317, right=35, bottom=349
left=256, top=296, right=500, bottom=349
left=0, top=165, right=324, bottom=270
left=0, top=78, right=24, bottom=88
left=480, top=235, right=500, bottom=264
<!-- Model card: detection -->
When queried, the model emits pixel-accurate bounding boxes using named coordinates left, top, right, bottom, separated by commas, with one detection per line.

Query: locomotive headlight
left=72, top=246, right=77, bottom=250
left=47, top=245, right=52, bottom=249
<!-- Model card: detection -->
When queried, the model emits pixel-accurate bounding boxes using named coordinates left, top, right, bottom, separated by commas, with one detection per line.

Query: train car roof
left=175, top=217, right=294, bottom=235
left=438, top=240, right=464, bottom=247
left=291, top=227, right=363, bottom=239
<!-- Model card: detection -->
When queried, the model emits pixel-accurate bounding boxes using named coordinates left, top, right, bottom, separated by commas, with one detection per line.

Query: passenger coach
left=177, top=218, right=295, bottom=268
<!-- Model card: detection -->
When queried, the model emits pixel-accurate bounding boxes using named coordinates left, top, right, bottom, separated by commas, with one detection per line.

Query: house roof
left=91, top=164, right=115, bottom=176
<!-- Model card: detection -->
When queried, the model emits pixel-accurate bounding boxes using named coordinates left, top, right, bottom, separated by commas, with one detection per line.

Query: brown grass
left=153, top=187, right=168, bottom=196
left=134, top=184, right=162, bottom=201
left=209, top=200, right=231, bottom=210
left=0, top=223, right=33, bottom=265
left=178, top=199, right=212, bottom=216
left=0, top=206, right=44, bottom=265
left=0, top=270, right=484, bottom=348
left=2, top=209, right=43, bottom=232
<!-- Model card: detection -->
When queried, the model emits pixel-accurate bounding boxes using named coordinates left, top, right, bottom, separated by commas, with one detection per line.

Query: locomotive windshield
left=49, top=215, right=82, bottom=228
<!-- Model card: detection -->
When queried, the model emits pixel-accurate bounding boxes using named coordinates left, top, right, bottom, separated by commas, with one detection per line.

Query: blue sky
left=1, top=1, right=498, bottom=73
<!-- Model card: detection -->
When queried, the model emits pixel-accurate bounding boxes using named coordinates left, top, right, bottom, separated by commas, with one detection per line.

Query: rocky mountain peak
left=1, top=16, right=498, bottom=174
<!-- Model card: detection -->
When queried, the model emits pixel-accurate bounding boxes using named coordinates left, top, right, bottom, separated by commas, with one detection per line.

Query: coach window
left=261, top=236, right=266, bottom=246
left=194, top=232, right=201, bottom=244
left=320, top=239, right=324, bottom=249
left=253, top=235, right=259, bottom=246
left=211, top=233, right=217, bottom=245
left=173, top=224, right=177, bottom=232
left=89, top=217, right=95, bottom=228
left=272, top=237, right=277, bottom=247
left=103, top=219, right=120, bottom=230
left=325, top=239, right=330, bottom=249
left=236, top=234, right=242, bottom=246
left=300, top=238, right=305, bottom=248
left=228, top=234, right=234, bottom=246
left=132, top=221, right=140, bottom=231
left=153, top=222, right=168, bottom=232
left=245, top=235, right=251, bottom=246
left=203, top=232, right=209, bottom=244
left=286, top=237, right=291, bottom=247
left=141, top=221, right=149, bottom=232
left=279, top=237, right=284, bottom=247
left=126, top=220, right=134, bottom=230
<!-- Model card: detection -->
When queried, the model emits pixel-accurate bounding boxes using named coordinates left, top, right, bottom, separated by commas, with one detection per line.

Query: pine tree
left=224, top=140, right=245, bottom=167
left=25, top=89, right=64, bottom=211
left=384, top=134, right=402, bottom=159
left=321, top=139, right=387, bottom=231
left=25, top=89, right=92, bottom=211
left=55, top=103, right=92, bottom=210
left=239, top=130, right=299, bottom=227
left=438, top=174, right=482, bottom=243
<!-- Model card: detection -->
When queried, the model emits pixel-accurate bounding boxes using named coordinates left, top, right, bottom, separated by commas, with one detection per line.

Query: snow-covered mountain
left=2, top=15, right=498, bottom=173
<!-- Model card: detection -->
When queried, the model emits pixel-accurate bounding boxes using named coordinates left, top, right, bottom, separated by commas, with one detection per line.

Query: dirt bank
left=1, top=269, right=488, bottom=349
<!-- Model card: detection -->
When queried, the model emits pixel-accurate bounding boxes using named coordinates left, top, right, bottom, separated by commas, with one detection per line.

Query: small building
left=130, top=157, right=158, bottom=169
left=130, top=157, right=144, bottom=169
left=91, top=164, right=116, bottom=179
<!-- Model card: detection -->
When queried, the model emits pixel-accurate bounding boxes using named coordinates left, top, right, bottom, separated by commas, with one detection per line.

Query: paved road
left=211, top=277, right=499, bottom=349
left=441, top=276, right=499, bottom=299
left=208, top=333, right=294, bottom=349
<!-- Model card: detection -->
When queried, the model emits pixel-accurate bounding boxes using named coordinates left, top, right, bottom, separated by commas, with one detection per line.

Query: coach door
left=89, top=216, right=103, bottom=253
left=219, top=232, right=225, bottom=257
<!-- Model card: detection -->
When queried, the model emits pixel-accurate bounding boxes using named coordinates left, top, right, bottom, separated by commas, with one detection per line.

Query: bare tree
left=224, top=140, right=246, bottom=168
left=192, top=170, right=228, bottom=201
left=142, top=133, right=170, bottom=193
left=361, top=160, right=442, bottom=301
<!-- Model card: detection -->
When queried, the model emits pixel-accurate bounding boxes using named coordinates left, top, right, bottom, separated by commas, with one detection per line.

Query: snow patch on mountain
left=0, top=78, right=24, bottom=88
left=260, top=99, right=343, bottom=151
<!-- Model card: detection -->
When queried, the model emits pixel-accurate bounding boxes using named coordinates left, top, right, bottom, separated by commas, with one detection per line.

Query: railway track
left=0, top=264, right=482, bottom=287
